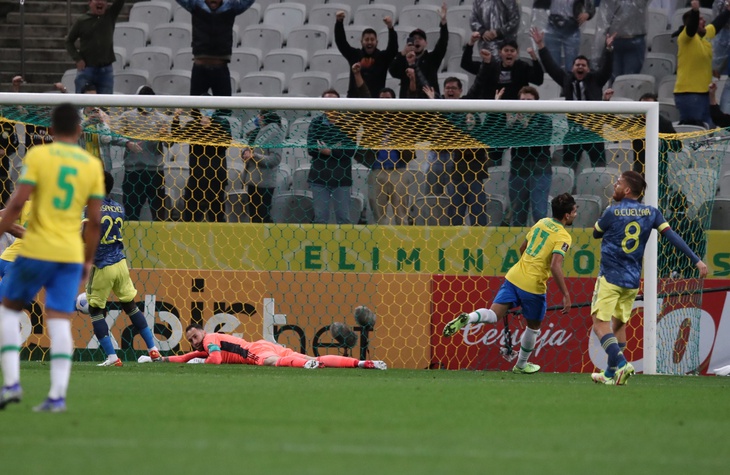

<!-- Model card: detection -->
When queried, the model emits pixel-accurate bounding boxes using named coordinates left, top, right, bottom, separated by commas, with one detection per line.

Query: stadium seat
left=483, top=165, right=510, bottom=199
left=673, top=123, right=706, bottom=133
left=351, top=164, right=370, bottom=200
left=670, top=168, right=718, bottom=218
left=271, top=190, right=315, bottom=223
left=114, top=69, right=149, bottom=94
left=262, top=48, right=307, bottom=90
left=113, top=46, right=127, bottom=72
left=536, top=73, right=562, bottom=99
left=60, top=69, right=77, bottom=93
left=129, top=1, right=172, bottom=30
left=611, top=74, right=656, bottom=101
left=666, top=149, right=691, bottom=180
left=604, top=141, right=634, bottom=172
left=579, top=29, right=594, bottom=57
left=173, top=5, right=191, bottom=24
left=229, top=47, right=263, bottom=82
left=227, top=148, right=245, bottom=192
left=691, top=146, right=725, bottom=173
left=285, top=116, right=314, bottom=146
left=720, top=171, right=730, bottom=197
left=276, top=162, right=293, bottom=194
left=308, top=4, right=352, bottom=28
left=657, top=74, right=677, bottom=101
left=575, top=167, right=620, bottom=209
left=286, top=25, right=330, bottom=59
left=334, top=72, right=350, bottom=96
left=234, top=3, right=261, bottom=30
left=226, top=190, right=249, bottom=223
left=164, top=164, right=190, bottom=217
left=647, top=7, right=670, bottom=49
left=262, top=3, right=306, bottom=31
left=572, top=195, right=602, bottom=227
left=651, top=32, right=678, bottom=57
left=129, top=46, right=173, bottom=79
left=113, top=22, right=150, bottom=54
left=341, top=23, right=372, bottom=49
left=420, top=0, right=460, bottom=7
left=410, top=195, right=451, bottom=226
left=151, top=69, right=191, bottom=95
left=288, top=71, right=331, bottom=97
left=240, top=71, right=286, bottom=96
left=659, top=101, right=680, bottom=123
left=671, top=7, right=713, bottom=30
left=345, top=192, right=366, bottom=224
left=446, top=5, right=471, bottom=32
left=484, top=194, right=508, bottom=226
left=150, top=23, right=192, bottom=55
left=240, top=24, right=284, bottom=57
left=641, top=53, right=676, bottom=86
left=310, top=49, right=350, bottom=82
left=710, top=197, right=730, bottom=230
left=425, top=27, right=466, bottom=71
left=550, top=166, right=575, bottom=197
left=353, top=4, right=398, bottom=30
left=399, top=5, right=441, bottom=30
left=172, top=47, right=193, bottom=69
left=328, top=0, right=369, bottom=15
left=291, top=165, right=311, bottom=191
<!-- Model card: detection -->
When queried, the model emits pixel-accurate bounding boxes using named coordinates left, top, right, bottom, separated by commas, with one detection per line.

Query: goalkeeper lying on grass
left=138, top=323, right=386, bottom=370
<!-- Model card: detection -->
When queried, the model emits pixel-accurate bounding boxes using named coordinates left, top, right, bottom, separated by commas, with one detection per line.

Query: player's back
left=596, top=198, right=667, bottom=289
left=94, top=196, right=126, bottom=268
left=506, top=217, right=572, bottom=294
left=202, top=333, right=254, bottom=364
left=19, top=141, right=104, bottom=263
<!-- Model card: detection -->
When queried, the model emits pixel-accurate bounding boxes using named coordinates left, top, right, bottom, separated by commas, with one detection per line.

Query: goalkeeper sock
left=515, top=327, right=540, bottom=369
left=468, top=308, right=497, bottom=324
left=316, top=355, right=359, bottom=368
left=128, top=307, right=157, bottom=350
left=275, top=355, right=309, bottom=368
left=0, top=306, right=22, bottom=387
left=600, top=334, right=623, bottom=378
left=47, top=318, right=73, bottom=400
left=91, top=316, right=116, bottom=358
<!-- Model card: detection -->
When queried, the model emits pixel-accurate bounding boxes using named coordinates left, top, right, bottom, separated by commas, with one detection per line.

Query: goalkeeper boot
left=512, top=362, right=541, bottom=374
left=0, top=383, right=22, bottom=409
left=303, top=360, right=321, bottom=369
left=148, top=349, right=162, bottom=361
left=363, top=360, right=387, bottom=370
left=443, top=313, right=470, bottom=337
left=32, top=397, right=66, bottom=413
left=613, top=362, right=635, bottom=386
left=98, top=356, right=123, bottom=367
left=591, top=372, right=610, bottom=384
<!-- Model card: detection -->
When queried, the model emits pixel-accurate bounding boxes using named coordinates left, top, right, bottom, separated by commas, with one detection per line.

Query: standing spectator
left=531, top=27, right=614, bottom=171
left=175, top=0, right=255, bottom=96
left=674, top=1, right=730, bottom=127
left=172, top=107, right=231, bottom=222
left=712, top=0, right=730, bottom=113
left=464, top=40, right=544, bottom=99
left=307, top=89, right=357, bottom=224
left=461, top=31, right=485, bottom=75
left=500, top=86, right=553, bottom=227
left=115, top=86, right=169, bottom=221
left=242, top=111, right=284, bottom=223
left=593, top=0, right=649, bottom=77
left=389, top=3, right=449, bottom=98
left=334, top=11, right=398, bottom=98
left=65, top=0, right=126, bottom=94
left=535, top=0, right=595, bottom=73
left=11, top=76, right=53, bottom=150
left=470, top=0, right=521, bottom=61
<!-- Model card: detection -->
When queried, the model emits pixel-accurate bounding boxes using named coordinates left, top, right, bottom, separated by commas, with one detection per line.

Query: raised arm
left=660, top=227, right=708, bottom=277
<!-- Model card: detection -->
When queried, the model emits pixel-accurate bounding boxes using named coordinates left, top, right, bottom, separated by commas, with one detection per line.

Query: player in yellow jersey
left=0, top=103, right=104, bottom=413
left=0, top=202, right=32, bottom=295
left=443, top=193, right=577, bottom=374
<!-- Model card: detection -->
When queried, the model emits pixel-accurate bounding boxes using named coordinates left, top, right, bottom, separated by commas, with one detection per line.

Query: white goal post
left=0, top=93, right=661, bottom=374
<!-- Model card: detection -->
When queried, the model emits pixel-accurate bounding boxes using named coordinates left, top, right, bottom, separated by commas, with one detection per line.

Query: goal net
left=0, top=93, right=720, bottom=375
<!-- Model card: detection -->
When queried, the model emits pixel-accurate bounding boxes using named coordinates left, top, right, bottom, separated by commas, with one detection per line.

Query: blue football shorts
left=493, top=279, right=548, bottom=322
left=1, top=256, right=83, bottom=313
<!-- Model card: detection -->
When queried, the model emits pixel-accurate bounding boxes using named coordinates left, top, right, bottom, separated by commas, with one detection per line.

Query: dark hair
left=519, top=85, right=539, bottom=99
left=410, top=28, right=427, bottom=40
left=137, top=85, right=155, bottom=95
left=82, top=83, right=97, bottom=93
left=639, top=92, right=658, bottom=102
left=501, top=40, right=519, bottom=50
left=622, top=170, right=647, bottom=197
left=104, top=171, right=114, bottom=195
left=361, top=28, right=377, bottom=38
left=321, top=88, right=340, bottom=98
left=51, top=103, right=81, bottom=135
left=185, top=323, right=204, bottom=332
left=573, top=55, right=590, bottom=66
left=259, top=110, right=282, bottom=126
left=379, top=87, right=396, bottom=98
left=443, top=77, right=462, bottom=89
left=551, top=193, right=576, bottom=220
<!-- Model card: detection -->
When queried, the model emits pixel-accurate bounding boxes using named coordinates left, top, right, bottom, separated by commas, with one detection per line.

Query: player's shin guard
left=275, top=355, right=310, bottom=368
left=600, top=334, right=625, bottom=377
left=0, top=306, right=22, bottom=387
left=124, top=302, right=156, bottom=350
left=316, top=355, right=359, bottom=368
left=516, top=327, right=540, bottom=369
left=90, top=307, right=116, bottom=358
left=47, top=318, right=73, bottom=400
left=468, top=308, right=498, bottom=324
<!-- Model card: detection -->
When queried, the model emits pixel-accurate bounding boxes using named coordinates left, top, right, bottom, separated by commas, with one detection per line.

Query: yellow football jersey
left=506, top=218, right=572, bottom=294
left=0, top=201, right=32, bottom=262
left=17, top=141, right=104, bottom=263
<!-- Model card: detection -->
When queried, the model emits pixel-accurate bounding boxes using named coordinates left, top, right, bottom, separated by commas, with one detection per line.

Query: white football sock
left=468, top=308, right=497, bottom=324
left=516, top=327, right=540, bottom=369
left=47, top=318, right=73, bottom=400
left=0, top=306, right=23, bottom=387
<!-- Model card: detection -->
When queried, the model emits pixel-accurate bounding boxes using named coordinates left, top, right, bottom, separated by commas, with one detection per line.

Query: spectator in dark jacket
left=470, top=0, right=521, bottom=61
left=334, top=10, right=398, bottom=98
left=534, top=0, right=594, bottom=73
left=307, top=89, right=358, bottom=224
left=175, top=0, right=255, bottom=96
left=243, top=111, right=285, bottom=223
left=389, top=4, right=449, bottom=98
left=464, top=40, right=544, bottom=99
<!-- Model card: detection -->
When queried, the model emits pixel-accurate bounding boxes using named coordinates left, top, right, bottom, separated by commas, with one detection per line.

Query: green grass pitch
left=1, top=362, right=729, bottom=475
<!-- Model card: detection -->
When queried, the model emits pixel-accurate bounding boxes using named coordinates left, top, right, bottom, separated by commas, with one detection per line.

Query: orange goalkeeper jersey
left=170, top=333, right=298, bottom=365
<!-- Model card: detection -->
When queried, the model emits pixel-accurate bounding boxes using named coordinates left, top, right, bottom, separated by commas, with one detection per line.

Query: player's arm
left=0, top=184, right=33, bottom=236
left=159, top=351, right=209, bottom=363
left=518, top=240, right=527, bottom=256
left=83, top=198, right=102, bottom=280
left=659, top=227, right=709, bottom=278
left=204, top=343, right=223, bottom=364
left=550, top=253, right=571, bottom=313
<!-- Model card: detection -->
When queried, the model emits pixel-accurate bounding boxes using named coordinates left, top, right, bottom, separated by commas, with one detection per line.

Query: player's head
left=614, top=170, right=646, bottom=201
left=551, top=193, right=578, bottom=225
left=185, top=323, right=206, bottom=351
left=361, top=28, right=378, bottom=54
left=104, top=171, right=114, bottom=196
left=51, top=103, right=82, bottom=140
